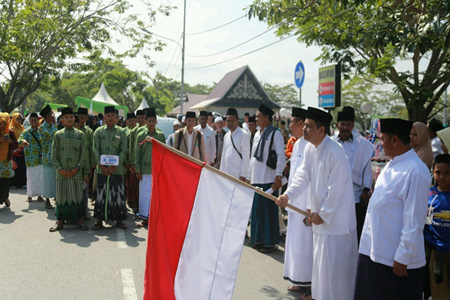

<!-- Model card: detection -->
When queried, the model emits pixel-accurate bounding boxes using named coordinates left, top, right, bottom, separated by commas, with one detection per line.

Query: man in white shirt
left=194, top=111, right=216, bottom=165
left=354, top=118, right=431, bottom=300
left=331, top=107, right=375, bottom=243
left=282, top=107, right=313, bottom=298
left=242, top=112, right=250, bottom=132
left=247, top=103, right=286, bottom=253
left=220, top=108, right=250, bottom=180
left=277, top=107, right=357, bottom=300
left=428, top=118, right=444, bottom=158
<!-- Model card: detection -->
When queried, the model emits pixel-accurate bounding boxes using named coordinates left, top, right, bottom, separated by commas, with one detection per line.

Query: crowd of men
left=1, top=100, right=448, bottom=300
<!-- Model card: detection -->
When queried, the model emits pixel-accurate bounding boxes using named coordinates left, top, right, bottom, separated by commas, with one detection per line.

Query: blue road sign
left=294, top=61, right=305, bottom=89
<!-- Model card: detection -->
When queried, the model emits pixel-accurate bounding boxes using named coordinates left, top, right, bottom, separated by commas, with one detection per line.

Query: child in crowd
left=424, top=153, right=450, bottom=298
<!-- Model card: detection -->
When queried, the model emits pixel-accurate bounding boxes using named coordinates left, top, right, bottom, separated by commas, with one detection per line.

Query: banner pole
left=151, top=138, right=311, bottom=218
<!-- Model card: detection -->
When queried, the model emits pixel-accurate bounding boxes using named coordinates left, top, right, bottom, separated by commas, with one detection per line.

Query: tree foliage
left=262, top=83, right=302, bottom=108
left=0, top=0, right=171, bottom=112
left=248, top=0, right=450, bottom=121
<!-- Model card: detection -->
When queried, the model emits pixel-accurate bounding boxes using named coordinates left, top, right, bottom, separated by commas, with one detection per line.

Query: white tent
left=135, top=97, right=149, bottom=113
left=93, top=83, right=119, bottom=105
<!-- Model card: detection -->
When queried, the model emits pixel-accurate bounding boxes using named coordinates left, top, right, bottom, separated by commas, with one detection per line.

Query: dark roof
left=170, top=93, right=208, bottom=115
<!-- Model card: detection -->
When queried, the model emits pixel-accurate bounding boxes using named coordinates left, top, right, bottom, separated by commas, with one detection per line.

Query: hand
left=393, top=260, right=408, bottom=277
left=360, top=190, right=370, bottom=205
left=311, top=212, right=324, bottom=225
left=246, top=179, right=251, bottom=184
left=239, top=176, right=246, bottom=182
left=22, top=140, right=29, bottom=147
left=109, top=166, right=118, bottom=175
left=130, top=166, right=136, bottom=173
left=276, top=194, right=289, bottom=208
left=272, top=176, right=282, bottom=191
left=136, top=173, right=143, bottom=181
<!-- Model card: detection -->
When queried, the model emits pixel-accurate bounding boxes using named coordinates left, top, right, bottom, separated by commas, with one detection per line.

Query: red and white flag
left=144, top=140, right=254, bottom=300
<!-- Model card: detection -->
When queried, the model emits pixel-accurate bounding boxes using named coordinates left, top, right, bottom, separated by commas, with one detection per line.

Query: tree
left=262, top=83, right=302, bottom=108
left=0, top=0, right=171, bottom=112
left=248, top=0, right=450, bottom=122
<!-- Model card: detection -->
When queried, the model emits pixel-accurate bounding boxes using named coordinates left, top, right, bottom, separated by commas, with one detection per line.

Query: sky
left=119, top=0, right=325, bottom=110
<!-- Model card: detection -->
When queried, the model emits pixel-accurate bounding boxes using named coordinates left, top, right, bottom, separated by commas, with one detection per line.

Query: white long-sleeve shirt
left=285, top=136, right=356, bottom=235
left=288, top=137, right=309, bottom=209
left=194, top=125, right=216, bottom=164
left=331, top=134, right=375, bottom=203
left=359, top=149, right=431, bottom=269
left=220, top=127, right=250, bottom=178
left=247, top=128, right=285, bottom=184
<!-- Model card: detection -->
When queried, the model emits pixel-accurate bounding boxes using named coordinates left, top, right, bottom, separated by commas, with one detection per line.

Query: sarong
left=26, top=165, right=42, bottom=197
left=55, top=178, right=84, bottom=221
left=11, top=155, right=26, bottom=188
left=250, top=183, right=280, bottom=247
left=42, top=164, right=56, bottom=198
left=138, top=174, right=152, bottom=219
left=94, top=174, right=127, bottom=221
left=354, top=254, right=424, bottom=300
left=312, top=230, right=358, bottom=300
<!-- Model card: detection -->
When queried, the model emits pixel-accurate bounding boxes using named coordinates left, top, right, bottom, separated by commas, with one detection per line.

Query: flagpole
left=151, top=138, right=311, bottom=218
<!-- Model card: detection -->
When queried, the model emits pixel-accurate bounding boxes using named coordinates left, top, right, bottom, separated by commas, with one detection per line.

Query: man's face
left=136, top=115, right=145, bottom=126
left=244, top=115, right=249, bottom=122
left=30, top=117, right=39, bottom=129
left=207, top=116, right=213, bottom=125
left=255, top=111, right=268, bottom=128
left=199, top=116, right=207, bottom=127
left=127, top=118, right=137, bottom=128
left=215, top=121, right=223, bottom=130
left=226, top=115, right=238, bottom=131
left=74, top=122, right=81, bottom=130
left=78, top=114, right=88, bottom=126
left=185, top=117, right=196, bottom=129
left=248, top=122, right=256, bottom=134
left=105, top=112, right=116, bottom=127
left=337, top=121, right=354, bottom=140
left=46, top=112, right=55, bottom=124
left=61, top=114, right=74, bottom=128
left=147, top=117, right=157, bottom=131
left=173, top=124, right=180, bottom=131
left=289, top=117, right=303, bottom=138
left=379, top=132, right=394, bottom=158
left=303, top=118, right=321, bottom=143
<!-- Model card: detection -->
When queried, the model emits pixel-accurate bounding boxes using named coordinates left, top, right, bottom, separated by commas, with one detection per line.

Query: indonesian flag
left=144, top=139, right=254, bottom=300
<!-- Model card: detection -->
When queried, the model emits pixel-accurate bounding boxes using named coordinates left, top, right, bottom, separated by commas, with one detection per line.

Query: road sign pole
left=299, top=88, right=302, bottom=107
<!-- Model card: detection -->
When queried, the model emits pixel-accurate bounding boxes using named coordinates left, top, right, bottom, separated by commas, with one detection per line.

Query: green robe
left=135, top=128, right=166, bottom=175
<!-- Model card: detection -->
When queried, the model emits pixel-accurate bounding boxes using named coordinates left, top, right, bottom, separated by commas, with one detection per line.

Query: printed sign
left=100, top=155, right=119, bottom=166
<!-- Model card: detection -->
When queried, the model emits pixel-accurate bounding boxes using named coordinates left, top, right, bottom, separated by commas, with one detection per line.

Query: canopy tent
left=75, top=83, right=129, bottom=116
left=75, top=96, right=129, bottom=116
left=43, top=102, right=68, bottom=111
left=135, top=97, right=149, bottom=113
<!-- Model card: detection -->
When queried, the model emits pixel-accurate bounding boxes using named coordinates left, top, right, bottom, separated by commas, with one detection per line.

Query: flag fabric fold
left=144, top=140, right=254, bottom=300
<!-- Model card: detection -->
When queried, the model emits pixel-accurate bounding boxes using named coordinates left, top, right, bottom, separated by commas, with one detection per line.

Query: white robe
left=194, top=125, right=216, bottom=164
left=359, top=149, right=431, bottom=269
left=219, top=127, right=250, bottom=179
left=283, top=137, right=313, bottom=286
left=285, top=136, right=357, bottom=300
left=139, top=174, right=152, bottom=219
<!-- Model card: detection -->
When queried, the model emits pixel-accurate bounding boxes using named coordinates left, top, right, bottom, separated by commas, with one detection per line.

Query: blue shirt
left=424, top=186, right=450, bottom=252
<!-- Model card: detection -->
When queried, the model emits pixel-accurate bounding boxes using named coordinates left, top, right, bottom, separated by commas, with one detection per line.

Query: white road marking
left=116, top=228, right=127, bottom=249
left=121, top=268, right=138, bottom=300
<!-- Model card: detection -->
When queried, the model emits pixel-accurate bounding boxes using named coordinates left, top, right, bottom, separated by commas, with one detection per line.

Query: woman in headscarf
left=10, top=113, right=26, bottom=188
left=0, top=113, right=18, bottom=207
left=87, top=114, right=99, bottom=132
left=410, top=121, right=433, bottom=169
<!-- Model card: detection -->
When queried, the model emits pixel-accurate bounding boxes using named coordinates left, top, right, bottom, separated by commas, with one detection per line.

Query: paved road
left=0, top=188, right=297, bottom=300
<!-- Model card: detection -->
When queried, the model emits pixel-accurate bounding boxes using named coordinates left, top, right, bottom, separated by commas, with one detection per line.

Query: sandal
left=77, top=223, right=89, bottom=231
left=45, top=199, right=53, bottom=209
left=92, top=222, right=103, bottom=231
left=287, top=286, right=301, bottom=292
left=116, top=222, right=127, bottom=230
left=260, top=246, right=277, bottom=253
left=37, top=196, right=44, bottom=202
left=49, top=222, right=64, bottom=232
left=26, top=197, right=32, bottom=202
left=137, top=220, right=148, bottom=228
left=5, top=199, right=10, bottom=207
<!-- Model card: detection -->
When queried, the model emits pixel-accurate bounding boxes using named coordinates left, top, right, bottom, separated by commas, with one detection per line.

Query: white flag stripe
left=174, top=168, right=254, bottom=300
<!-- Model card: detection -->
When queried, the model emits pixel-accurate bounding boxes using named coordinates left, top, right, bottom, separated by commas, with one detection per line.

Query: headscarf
left=10, top=113, right=24, bottom=140
left=411, top=122, right=433, bottom=169
left=0, top=113, right=11, bottom=161
left=437, top=127, right=450, bottom=153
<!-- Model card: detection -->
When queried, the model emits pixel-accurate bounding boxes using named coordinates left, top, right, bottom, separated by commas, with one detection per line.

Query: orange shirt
left=285, top=136, right=298, bottom=158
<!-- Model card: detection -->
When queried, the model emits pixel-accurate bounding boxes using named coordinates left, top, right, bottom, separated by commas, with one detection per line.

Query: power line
left=186, top=6, right=356, bottom=71
left=186, top=14, right=247, bottom=35
left=187, top=34, right=296, bottom=70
